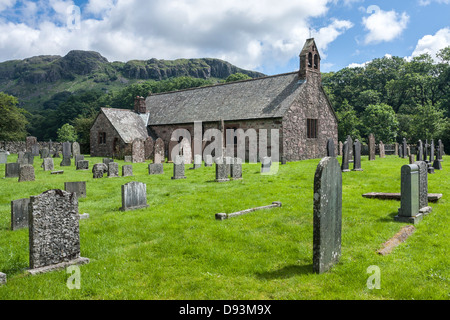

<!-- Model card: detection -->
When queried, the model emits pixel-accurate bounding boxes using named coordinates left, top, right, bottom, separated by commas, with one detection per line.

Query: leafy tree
left=360, top=103, right=399, bottom=143
left=336, top=100, right=361, bottom=142
left=409, top=102, right=446, bottom=142
left=225, top=73, right=252, bottom=83
left=0, top=92, right=28, bottom=141
left=73, top=110, right=98, bottom=148
left=57, top=123, right=78, bottom=142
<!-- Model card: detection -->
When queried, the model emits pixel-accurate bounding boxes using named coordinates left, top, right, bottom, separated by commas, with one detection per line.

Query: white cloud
left=0, top=0, right=353, bottom=73
left=362, top=9, right=410, bottom=44
left=347, top=54, right=393, bottom=68
left=0, top=0, right=16, bottom=12
left=418, top=0, right=450, bottom=6
left=407, top=27, right=450, bottom=61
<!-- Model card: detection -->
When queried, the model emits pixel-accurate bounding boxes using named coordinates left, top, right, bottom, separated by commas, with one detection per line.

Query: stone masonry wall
left=0, top=141, right=63, bottom=154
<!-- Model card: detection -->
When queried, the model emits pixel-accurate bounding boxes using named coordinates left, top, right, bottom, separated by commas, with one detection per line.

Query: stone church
left=90, top=38, right=338, bottom=162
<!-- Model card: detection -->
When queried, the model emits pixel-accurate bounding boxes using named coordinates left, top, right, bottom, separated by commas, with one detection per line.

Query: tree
left=0, top=92, right=28, bottom=141
left=409, top=102, right=446, bottom=142
left=57, top=123, right=78, bottom=142
left=336, top=100, right=361, bottom=142
left=360, top=103, right=399, bottom=143
left=225, top=73, right=252, bottom=83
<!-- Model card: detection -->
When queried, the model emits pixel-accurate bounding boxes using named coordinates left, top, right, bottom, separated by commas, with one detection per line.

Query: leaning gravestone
left=313, top=157, right=342, bottom=274
left=108, top=162, right=119, bottom=178
left=122, top=165, right=133, bottom=177
left=0, top=151, right=8, bottom=164
left=76, top=160, right=89, bottom=171
left=352, top=139, right=363, bottom=171
left=132, top=139, right=145, bottom=163
left=154, top=138, right=165, bottom=164
left=43, top=158, right=54, bottom=171
left=341, top=141, right=350, bottom=172
left=215, top=157, right=229, bottom=182
left=64, top=182, right=87, bottom=199
left=19, top=165, right=35, bottom=182
left=395, top=164, right=422, bottom=224
left=231, top=157, right=243, bottom=180
left=172, top=155, right=186, bottom=180
left=5, top=163, right=20, bottom=178
left=28, top=189, right=89, bottom=274
left=327, top=138, right=335, bottom=157
left=11, top=198, right=30, bottom=230
left=60, top=142, right=71, bottom=166
left=368, top=134, right=376, bottom=161
left=149, top=163, right=164, bottom=175
left=120, top=181, right=149, bottom=211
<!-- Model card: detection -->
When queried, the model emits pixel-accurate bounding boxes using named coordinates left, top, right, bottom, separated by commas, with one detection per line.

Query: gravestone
left=144, top=137, right=155, bottom=161
left=430, top=140, right=435, bottom=163
left=75, top=154, right=85, bottom=165
left=154, top=138, right=165, bottom=164
left=261, top=157, right=272, bottom=174
left=433, top=159, right=442, bottom=170
left=313, top=157, right=342, bottom=274
left=31, top=144, right=40, bottom=157
left=409, top=154, right=415, bottom=164
left=379, top=141, right=385, bottom=158
left=171, top=155, right=186, bottom=180
left=416, top=140, right=423, bottom=162
left=415, top=161, right=432, bottom=214
left=204, top=154, right=213, bottom=167
left=402, top=138, right=408, bottom=158
left=399, top=145, right=404, bottom=158
left=122, top=165, right=133, bottom=177
left=215, top=157, right=229, bottom=182
left=424, top=140, right=429, bottom=162
left=108, top=162, right=119, bottom=178
left=338, top=141, right=343, bottom=157
left=180, top=138, right=192, bottom=165
left=132, top=139, right=145, bottom=163
left=11, top=198, right=30, bottom=230
left=225, top=157, right=233, bottom=176
left=352, top=139, right=363, bottom=171
left=124, top=156, right=132, bottom=163
left=64, top=182, right=87, bottom=199
left=92, top=163, right=107, bottom=179
left=60, top=142, right=72, bottom=166
left=5, top=163, right=20, bottom=178
left=72, top=142, right=81, bottom=158
left=407, top=146, right=411, bottom=157
left=168, top=140, right=178, bottom=163
left=25, top=152, right=34, bottom=165
left=149, top=163, right=164, bottom=175
left=231, top=157, right=243, bottom=180
left=17, top=151, right=25, bottom=165
left=438, top=139, right=444, bottom=161
left=43, top=158, right=54, bottom=171
left=394, top=143, right=399, bottom=156
left=368, top=134, right=376, bottom=161
left=26, top=136, right=37, bottom=152
left=341, top=141, right=350, bottom=172
left=395, top=164, right=421, bottom=224
left=0, top=151, right=9, bottom=164
left=190, top=154, right=202, bottom=170
left=346, top=136, right=353, bottom=162
left=40, top=147, right=50, bottom=159
left=103, top=158, right=113, bottom=165
left=76, top=160, right=89, bottom=171
left=327, top=138, right=335, bottom=157
left=19, top=165, right=35, bottom=182
left=28, top=189, right=89, bottom=274
left=120, top=181, right=149, bottom=211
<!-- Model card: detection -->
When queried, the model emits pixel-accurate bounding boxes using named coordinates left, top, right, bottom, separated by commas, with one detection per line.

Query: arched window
left=314, top=54, right=318, bottom=69
left=308, top=52, right=312, bottom=68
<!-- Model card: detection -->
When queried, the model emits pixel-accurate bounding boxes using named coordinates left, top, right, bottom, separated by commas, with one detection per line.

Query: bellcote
left=299, top=38, right=321, bottom=80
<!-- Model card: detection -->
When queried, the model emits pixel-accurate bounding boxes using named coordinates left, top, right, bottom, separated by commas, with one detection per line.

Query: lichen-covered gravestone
left=72, top=142, right=81, bottom=158
left=414, top=161, right=432, bottom=215
left=326, top=138, right=335, bottom=157
left=5, top=163, right=20, bottom=178
left=144, top=137, right=155, bottom=161
left=76, top=160, right=89, bottom=171
left=379, top=141, right=385, bottom=158
left=172, top=155, right=186, bottom=180
left=368, top=134, right=376, bottom=161
left=64, top=182, right=87, bottom=199
left=28, top=189, right=89, bottom=274
left=43, top=158, right=54, bottom=171
left=108, top=162, right=119, bottom=178
left=313, top=157, right=342, bottom=274
left=231, top=157, right=243, bottom=180
left=26, top=136, right=37, bottom=152
left=19, top=165, right=35, bottom=182
left=341, top=141, right=350, bottom=172
left=120, top=181, right=149, bottom=211
left=215, top=157, right=229, bottom=182
left=122, top=165, right=133, bottom=177
left=346, top=136, right=353, bottom=162
left=132, top=139, right=145, bottom=163
left=154, top=138, right=165, bottom=164
left=92, top=163, right=107, bottom=179
left=395, top=164, right=421, bottom=224
left=149, top=163, right=164, bottom=175
left=11, top=198, right=30, bottom=230
left=352, top=139, right=363, bottom=171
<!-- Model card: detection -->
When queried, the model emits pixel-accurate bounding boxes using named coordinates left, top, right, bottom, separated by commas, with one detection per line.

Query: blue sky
left=0, top=0, right=449, bottom=75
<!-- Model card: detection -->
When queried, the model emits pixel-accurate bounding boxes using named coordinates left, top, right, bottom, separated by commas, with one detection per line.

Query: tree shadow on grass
left=256, top=264, right=314, bottom=280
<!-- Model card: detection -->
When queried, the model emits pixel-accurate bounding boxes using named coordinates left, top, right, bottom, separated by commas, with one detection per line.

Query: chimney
left=134, top=96, right=146, bottom=114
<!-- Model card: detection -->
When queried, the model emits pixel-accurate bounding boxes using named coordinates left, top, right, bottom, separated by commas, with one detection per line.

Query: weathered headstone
left=327, top=138, right=335, bottom=157
left=409, top=154, right=415, bottom=164
left=122, top=165, right=133, bottom=177
left=204, top=154, right=213, bottom=167
left=75, top=154, right=85, bottom=165
left=395, top=164, right=421, bottom=224
left=144, top=137, right=155, bottom=161
left=346, top=136, right=353, bottom=162
left=261, top=157, right=272, bottom=174
left=352, top=139, right=363, bottom=171
left=124, top=156, right=132, bottom=163
left=338, top=141, right=343, bottom=157
left=19, top=165, right=35, bottom=182
left=437, top=139, right=444, bottom=161
left=231, top=157, right=243, bottom=180
left=215, top=157, right=229, bottom=182
left=399, top=145, right=404, bottom=158
left=415, top=161, right=432, bottom=214
left=149, top=163, right=164, bottom=175
left=92, top=163, right=107, bottom=179
left=26, top=136, right=37, bottom=152
left=171, top=155, right=186, bottom=180
left=180, top=138, right=192, bottom=165
left=108, top=162, right=119, bottom=178
left=368, top=134, right=376, bottom=161
left=416, top=140, right=423, bottom=162
left=424, top=140, right=429, bottom=162
left=379, top=141, right=385, bottom=158
left=60, top=142, right=72, bottom=166
left=430, top=140, right=435, bottom=163
left=11, top=198, right=30, bottom=230
left=394, top=143, right=399, bottom=156
left=341, top=141, right=350, bottom=172
left=76, top=160, right=89, bottom=171
left=190, top=154, right=202, bottom=170
left=120, top=181, right=149, bottom=211
left=64, top=182, right=87, bottom=199
left=402, top=138, right=408, bottom=158
left=154, top=138, right=165, bottom=164
left=5, top=163, right=20, bottom=178
left=31, top=144, right=40, bottom=157
left=132, top=139, right=145, bottom=163
left=313, top=157, right=342, bottom=274
left=43, top=158, right=54, bottom=171
left=40, top=147, right=50, bottom=159
left=28, top=189, right=89, bottom=274
left=72, top=142, right=81, bottom=158
left=0, top=151, right=8, bottom=164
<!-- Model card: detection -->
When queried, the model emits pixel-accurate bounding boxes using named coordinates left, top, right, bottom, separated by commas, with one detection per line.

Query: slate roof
left=101, top=108, right=148, bottom=143
left=145, top=72, right=305, bottom=125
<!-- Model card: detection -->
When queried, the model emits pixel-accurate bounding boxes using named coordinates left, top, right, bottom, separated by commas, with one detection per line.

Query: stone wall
left=0, top=141, right=63, bottom=154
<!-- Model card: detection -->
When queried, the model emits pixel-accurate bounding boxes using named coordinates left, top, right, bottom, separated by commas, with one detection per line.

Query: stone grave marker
left=60, top=142, right=72, bottom=166
left=149, top=163, right=164, bottom=175
left=72, top=142, right=81, bottom=158
left=346, top=136, right=353, bottom=162
left=338, top=141, right=343, bottom=157
left=5, top=163, right=20, bottom=178
left=394, top=143, right=399, bottom=156
left=31, top=144, right=40, bottom=157
left=154, top=138, right=165, bottom=164
left=402, top=138, right=408, bottom=158
left=204, top=154, right=213, bottom=167
left=395, top=164, right=422, bottom=224
left=43, top=158, right=54, bottom=171
left=215, top=157, right=229, bottom=182
left=120, top=181, right=149, bottom=211
left=180, top=138, right=192, bottom=165
left=92, top=163, right=107, bottom=179
left=132, top=138, right=145, bottom=163
left=231, top=157, right=243, bottom=180
left=40, top=147, right=50, bottom=159
left=433, top=158, right=442, bottom=170
left=75, top=154, right=85, bottom=165
left=313, top=157, right=342, bottom=274
left=352, top=139, right=363, bottom=171
left=19, top=165, right=35, bottom=182
left=368, top=134, right=376, bottom=161
left=327, top=138, right=335, bottom=157
left=415, top=161, right=432, bottom=215
left=416, top=140, right=424, bottom=162
left=144, top=137, right=155, bottom=161
left=399, top=146, right=404, bottom=158
left=172, top=155, right=186, bottom=180
left=76, top=160, right=89, bottom=171
left=64, top=182, right=87, bottom=199
left=124, top=156, right=132, bottom=163
left=190, top=154, right=202, bottom=170
left=26, top=136, right=37, bottom=152
left=261, top=157, right=272, bottom=174
left=430, top=140, right=435, bottom=163
left=424, top=140, right=429, bottom=162
left=0, top=151, right=8, bottom=164
left=379, top=141, right=385, bottom=158
left=108, top=162, right=119, bottom=178
left=28, top=189, right=89, bottom=274
left=437, top=139, right=444, bottom=161
left=11, top=198, right=30, bottom=230
left=122, top=165, right=133, bottom=177
left=341, top=141, right=350, bottom=172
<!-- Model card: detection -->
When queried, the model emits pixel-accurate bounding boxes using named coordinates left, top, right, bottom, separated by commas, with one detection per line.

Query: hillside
left=0, top=50, right=265, bottom=112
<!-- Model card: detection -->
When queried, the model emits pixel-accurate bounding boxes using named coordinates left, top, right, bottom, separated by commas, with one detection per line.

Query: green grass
left=0, top=155, right=449, bottom=300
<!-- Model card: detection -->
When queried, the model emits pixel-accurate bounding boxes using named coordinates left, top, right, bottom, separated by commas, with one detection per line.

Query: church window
left=307, top=119, right=318, bottom=139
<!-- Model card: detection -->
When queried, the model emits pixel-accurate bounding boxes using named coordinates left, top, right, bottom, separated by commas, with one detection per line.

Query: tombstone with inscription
left=64, top=182, right=87, bottom=199
left=72, top=142, right=81, bottom=158
left=5, top=163, right=20, bottom=178
left=346, top=136, right=353, bottom=162
left=341, top=141, right=350, bottom=172
left=231, top=157, right=243, bottom=180
left=122, top=165, right=133, bottom=177
left=92, top=163, right=107, bottom=179
left=352, top=139, right=363, bottom=171
left=395, top=164, right=421, bottom=224
left=43, top=158, right=54, bottom=171
left=215, top=157, right=229, bottom=182
left=28, top=189, right=89, bottom=274
left=11, top=198, right=30, bottom=230
left=19, top=165, right=35, bottom=182
left=368, top=134, right=376, bottom=161
left=26, top=136, right=37, bottom=152
left=132, top=139, right=145, bottom=163
left=171, top=155, right=186, bottom=180
left=402, top=138, right=408, bottom=158
left=144, top=137, right=155, bottom=161
left=40, top=147, right=50, bottom=159
left=327, top=138, right=335, bottom=157
left=76, top=160, right=89, bottom=171
left=108, top=162, right=119, bottom=178
left=180, top=138, right=192, bottom=165
left=415, top=161, right=432, bottom=214
left=313, top=157, right=342, bottom=274
left=149, top=163, right=164, bottom=175
left=120, top=181, right=149, bottom=212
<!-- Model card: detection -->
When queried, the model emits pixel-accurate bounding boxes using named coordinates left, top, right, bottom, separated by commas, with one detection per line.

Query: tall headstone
left=122, top=165, right=133, bottom=177
left=132, top=139, right=145, bottom=163
left=352, top=139, right=363, bottom=171
left=43, top=158, right=54, bottom=171
left=368, top=134, right=376, bottom=161
left=313, top=157, right=342, bottom=274
left=64, top=182, right=87, bottom=199
left=231, top=157, right=243, bottom=180
left=430, top=140, right=435, bottom=163
left=0, top=151, right=8, bottom=164
left=415, top=161, right=432, bottom=214
left=424, top=140, right=429, bottom=162
left=346, top=136, right=353, bottom=162
left=60, top=142, right=72, bottom=166
left=437, top=139, right=444, bottom=161
left=261, top=157, right=272, bottom=174
left=120, top=181, right=149, bottom=211
left=215, top=157, right=229, bottom=182
left=379, top=141, right=385, bottom=158
left=108, top=162, right=119, bottom=178
left=72, top=142, right=81, bottom=158
left=341, top=141, right=350, bottom=172
left=402, top=138, right=408, bottom=158
left=180, top=138, right=192, bottom=165
left=154, top=138, right=165, bottom=164
left=171, top=155, right=186, bottom=180
left=28, top=190, right=89, bottom=273
left=144, top=137, right=155, bottom=161
left=19, top=165, right=35, bottom=182
left=327, top=138, right=335, bottom=157
left=338, top=141, right=343, bottom=157
left=395, top=164, right=421, bottom=224
left=416, top=140, right=423, bottom=162
left=26, top=136, right=37, bottom=152
left=399, top=145, right=404, bottom=158
left=5, top=163, right=20, bottom=178
left=11, top=198, right=30, bottom=230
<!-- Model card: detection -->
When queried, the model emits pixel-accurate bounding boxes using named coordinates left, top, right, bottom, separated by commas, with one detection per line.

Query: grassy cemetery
left=0, top=151, right=448, bottom=300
